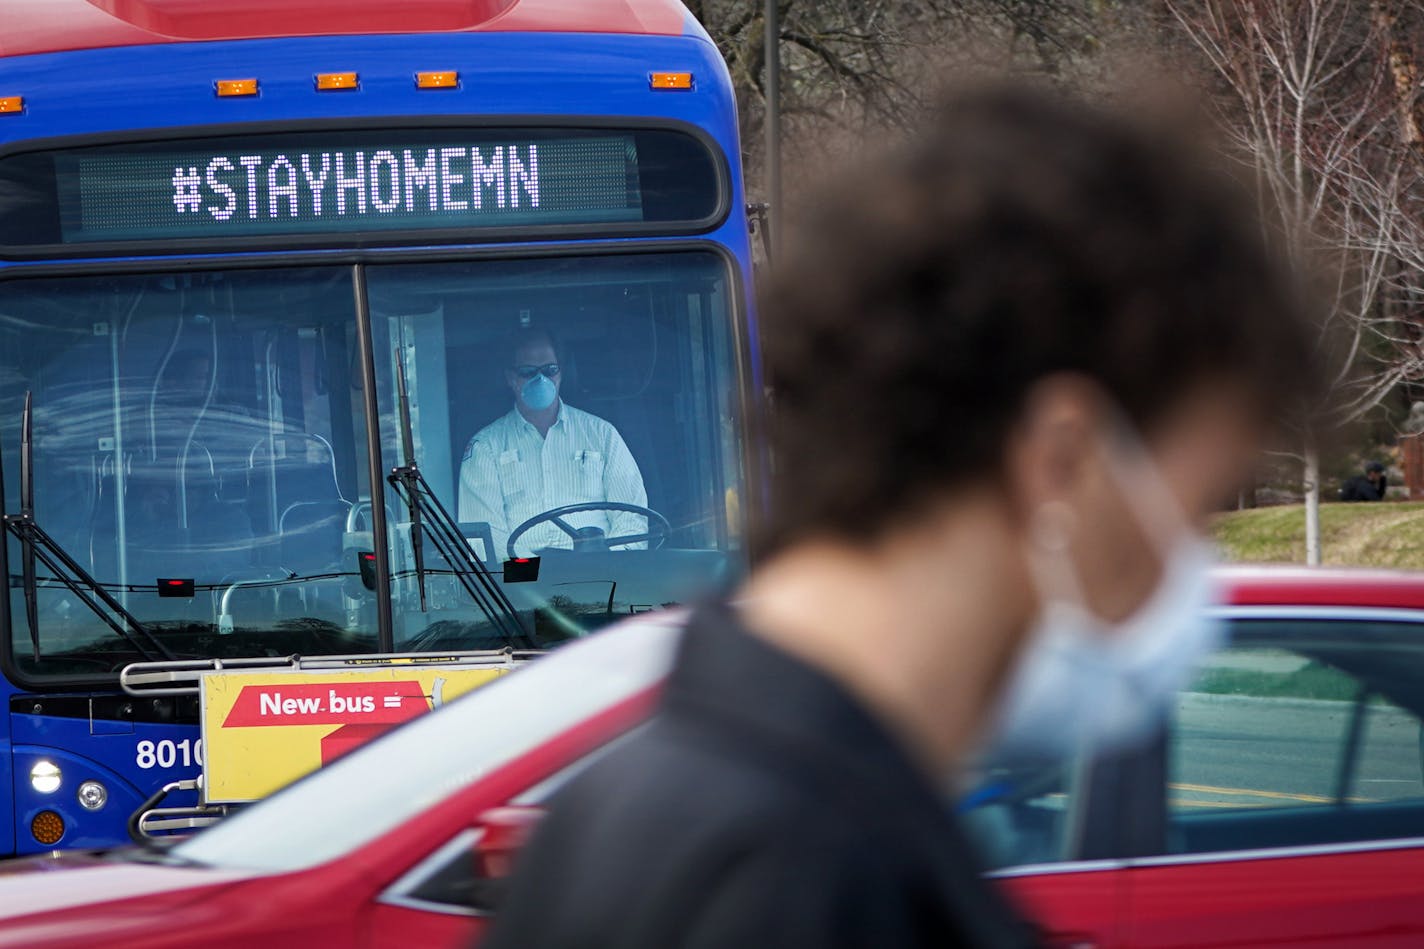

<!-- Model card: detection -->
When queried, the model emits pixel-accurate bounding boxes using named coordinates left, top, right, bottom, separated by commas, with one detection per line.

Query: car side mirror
left=472, top=805, right=545, bottom=881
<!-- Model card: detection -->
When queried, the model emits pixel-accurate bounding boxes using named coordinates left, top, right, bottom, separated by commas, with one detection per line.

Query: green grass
left=1191, top=663, right=1363, bottom=702
left=1212, top=501, right=1424, bottom=569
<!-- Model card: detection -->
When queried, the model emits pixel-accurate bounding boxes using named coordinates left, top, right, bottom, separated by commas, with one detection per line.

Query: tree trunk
left=1304, top=442, right=1322, bottom=566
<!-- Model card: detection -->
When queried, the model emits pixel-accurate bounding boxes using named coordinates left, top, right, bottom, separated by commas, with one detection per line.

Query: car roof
left=1218, top=565, right=1424, bottom=611
left=0, top=0, right=691, bottom=60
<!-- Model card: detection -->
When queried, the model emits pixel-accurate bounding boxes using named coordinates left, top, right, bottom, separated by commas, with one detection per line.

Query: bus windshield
left=367, top=251, right=745, bottom=650
left=0, top=251, right=745, bottom=680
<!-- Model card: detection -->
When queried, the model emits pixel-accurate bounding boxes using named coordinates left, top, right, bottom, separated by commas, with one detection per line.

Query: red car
left=2, top=567, right=1424, bottom=948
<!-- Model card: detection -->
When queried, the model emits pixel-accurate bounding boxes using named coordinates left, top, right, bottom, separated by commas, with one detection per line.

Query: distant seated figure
left=149, top=348, right=213, bottom=449
left=1340, top=461, right=1387, bottom=502
left=148, top=347, right=257, bottom=466
left=457, top=328, right=648, bottom=558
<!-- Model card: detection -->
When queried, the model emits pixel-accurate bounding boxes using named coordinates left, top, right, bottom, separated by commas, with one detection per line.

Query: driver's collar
left=515, top=402, right=563, bottom=436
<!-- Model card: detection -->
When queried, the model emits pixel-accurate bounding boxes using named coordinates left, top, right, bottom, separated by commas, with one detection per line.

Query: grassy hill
left=1212, top=501, right=1424, bottom=568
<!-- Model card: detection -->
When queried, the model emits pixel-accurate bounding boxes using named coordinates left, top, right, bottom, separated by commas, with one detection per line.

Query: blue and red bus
left=0, top=0, right=756, bottom=856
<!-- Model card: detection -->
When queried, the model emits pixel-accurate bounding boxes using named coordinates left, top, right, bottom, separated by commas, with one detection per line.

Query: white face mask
left=984, top=421, right=1225, bottom=763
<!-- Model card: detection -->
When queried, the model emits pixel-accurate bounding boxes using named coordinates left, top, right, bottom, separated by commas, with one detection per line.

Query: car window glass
left=403, top=831, right=492, bottom=913
left=1167, top=627, right=1424, bottom=856
left=1351, top=695, right=1424, bottom=805
left=958, top=758, right=1077, bottom=869
left=1171, top=646, right=1355, bottom=814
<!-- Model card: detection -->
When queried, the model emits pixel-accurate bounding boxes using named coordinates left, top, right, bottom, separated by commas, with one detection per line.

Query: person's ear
left=1004, top=375, right=1109, bottom=517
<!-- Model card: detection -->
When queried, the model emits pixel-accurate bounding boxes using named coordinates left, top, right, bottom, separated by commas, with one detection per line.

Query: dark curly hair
left=755, top=84, right=1314, bottom=553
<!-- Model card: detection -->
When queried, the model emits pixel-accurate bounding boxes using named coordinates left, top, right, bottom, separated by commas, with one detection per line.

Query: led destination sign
left=63, top=137, right=630, bottom=241
left=0, top=127, right=720, bottom=251
left=64, top=136, right=631, bottom=241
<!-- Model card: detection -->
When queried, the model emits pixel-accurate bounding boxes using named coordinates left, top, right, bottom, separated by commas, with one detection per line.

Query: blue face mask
left=983, top=416, right=1222, bottom=763
left=521, top=373, right=558, bottom=411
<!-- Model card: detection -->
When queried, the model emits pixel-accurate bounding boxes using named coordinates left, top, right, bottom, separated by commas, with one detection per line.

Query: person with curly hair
left=484, top=83, right=1316, bottom=948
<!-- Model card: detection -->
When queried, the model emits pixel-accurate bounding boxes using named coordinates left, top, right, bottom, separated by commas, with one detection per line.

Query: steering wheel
left=506, top=502, right=670, bottom=559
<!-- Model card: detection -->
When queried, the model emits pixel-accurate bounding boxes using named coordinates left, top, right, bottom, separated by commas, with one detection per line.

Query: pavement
left=1171, top=691, right=1421, bottom=809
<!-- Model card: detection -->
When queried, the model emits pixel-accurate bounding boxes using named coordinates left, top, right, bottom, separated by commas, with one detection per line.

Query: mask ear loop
left=1102, top=409, right=1197, bottom=552
left=1100, top=409, right=1224, bottom=671
left=1028, top=499, right=1090, bottom=611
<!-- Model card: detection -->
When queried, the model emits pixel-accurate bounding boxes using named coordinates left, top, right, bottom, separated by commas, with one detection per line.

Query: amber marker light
left=215, top=78, right=259, bottom=97
left=649, top=72, right=693, bottom=90
left=415, top=71, right=459, bottom=89
left=0, top=96, right=24, bottom=114
left=31, top=810, right=64, bottom=846
left=316, top=72, right=359, bottom=91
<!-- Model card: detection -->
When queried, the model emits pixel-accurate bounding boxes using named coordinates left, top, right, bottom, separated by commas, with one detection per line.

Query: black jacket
left=1340, top=474, right=1385, bottom=501
left=481, top=601, right=1040, bottom=948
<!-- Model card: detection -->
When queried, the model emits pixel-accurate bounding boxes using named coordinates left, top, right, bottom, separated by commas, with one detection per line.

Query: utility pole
left=764, top=0, right=781, bottom=256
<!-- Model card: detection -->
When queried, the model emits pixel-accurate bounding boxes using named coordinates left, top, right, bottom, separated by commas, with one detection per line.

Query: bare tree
left=687, top=0, right=1105, bottom=191
left=1167, top=0, right=1424, bottom=564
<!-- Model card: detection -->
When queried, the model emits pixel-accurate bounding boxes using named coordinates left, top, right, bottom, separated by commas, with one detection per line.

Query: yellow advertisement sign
left=200, top=665, right=510, bottom=802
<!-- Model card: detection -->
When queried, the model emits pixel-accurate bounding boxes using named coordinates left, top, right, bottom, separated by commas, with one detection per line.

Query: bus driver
left=457, top=327, right=649, bottom=559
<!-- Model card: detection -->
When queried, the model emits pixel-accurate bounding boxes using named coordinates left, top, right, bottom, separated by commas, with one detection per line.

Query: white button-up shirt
left=457, top=403, right=648, bottom=559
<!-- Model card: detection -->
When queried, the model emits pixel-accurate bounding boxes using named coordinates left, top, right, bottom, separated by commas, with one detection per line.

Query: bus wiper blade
left=1, top=392, right=173, bottom=663
left=391, top=355, right=429, bottom=612
left=387, top=353, right=531, bottom=649
left=17, top=391, right=36, bottom=660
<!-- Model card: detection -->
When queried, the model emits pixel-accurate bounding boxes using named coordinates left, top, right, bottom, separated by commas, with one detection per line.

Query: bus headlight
left=77, top=781, right=107, bottom=811
left=29, top=760, right=60, bottom=794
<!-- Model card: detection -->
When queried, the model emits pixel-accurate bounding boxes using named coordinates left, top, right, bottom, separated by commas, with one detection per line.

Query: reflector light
left=649, top=72, right=693, bottom=90
left=316, top=72, right=359, bottom=91
left=0, top=96, right=22, bottom=114
left=215, top=79, right=258, bottom=98
left=31, top=810, right=63, bottom=846
left=416, top=71, right=459, bottom=89
left=503, top=556, right=541, bottom=583
left=158, top=577, right=195, bottom=598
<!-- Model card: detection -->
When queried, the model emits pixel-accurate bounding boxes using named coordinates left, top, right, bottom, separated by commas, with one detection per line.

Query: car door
left=959, top=751, right=1134, bottom=947
left=1121, top=613, right=1424, bottom=947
